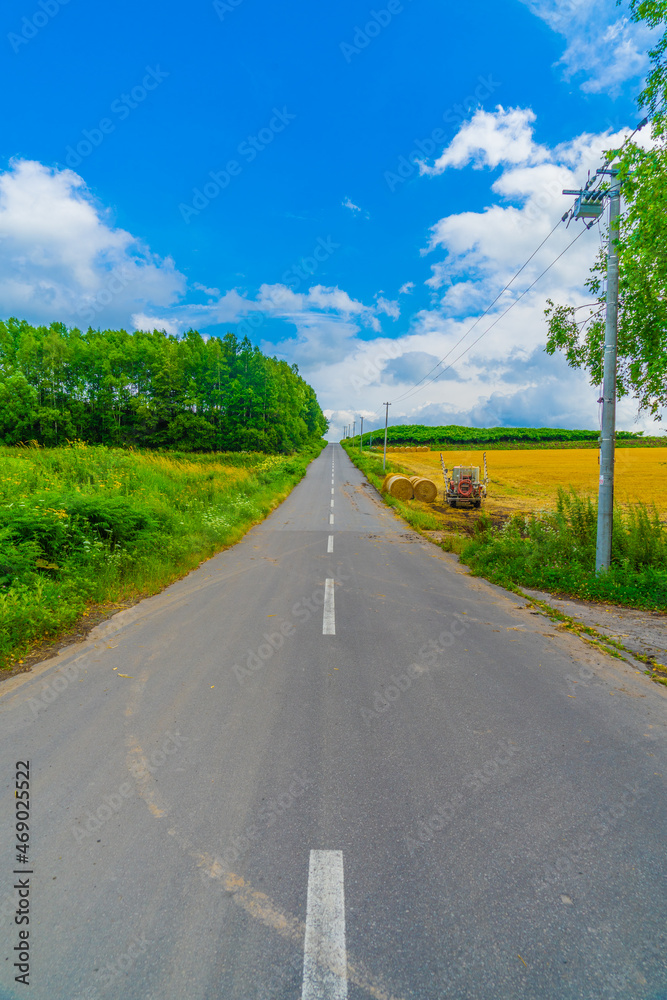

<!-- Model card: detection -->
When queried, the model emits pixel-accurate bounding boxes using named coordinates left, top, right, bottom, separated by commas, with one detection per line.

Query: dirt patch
left=521, top=586, right=667, bottom=671
left=429, top=504, right=513, bottom=534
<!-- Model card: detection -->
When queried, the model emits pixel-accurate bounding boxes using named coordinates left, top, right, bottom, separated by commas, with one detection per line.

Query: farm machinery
left=440, top=452, right=488, bottom=508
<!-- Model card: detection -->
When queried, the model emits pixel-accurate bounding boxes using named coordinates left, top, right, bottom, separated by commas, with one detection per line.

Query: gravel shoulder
left=516, top=586, right=667, bottom=671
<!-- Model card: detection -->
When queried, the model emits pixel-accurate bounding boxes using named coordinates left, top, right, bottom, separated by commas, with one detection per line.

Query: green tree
left=0, top=371, right=38, bottom=443
left=545, top=0, right=667, bottom=419
left=0, top=319, right=327, bottom=453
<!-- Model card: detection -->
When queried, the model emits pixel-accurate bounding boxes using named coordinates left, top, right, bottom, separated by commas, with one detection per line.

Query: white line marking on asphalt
left=330, top=498, right=334, bottom=507
left=329, top=514, right=334, bottom=525
left=331, top=487, right=335, bottom=494
left=327, top=536, right=334, bottom=553
left=302, top=850, right=347, bottom=999
left=323, top=579, right=336, bottom=635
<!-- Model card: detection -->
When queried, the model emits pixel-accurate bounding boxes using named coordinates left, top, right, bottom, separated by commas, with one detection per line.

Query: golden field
left=383, top=447, right=667, bottom=531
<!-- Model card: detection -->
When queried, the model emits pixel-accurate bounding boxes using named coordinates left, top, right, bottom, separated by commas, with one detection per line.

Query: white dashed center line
left=329, top=514, right=334, bottom=525
left=323, top=579, right=336, bottom=635
left=327, top=535, right=334, bottom=553
left=302, top=850, right=347, bottom=999
left=330, top=498, right=334, bottom=507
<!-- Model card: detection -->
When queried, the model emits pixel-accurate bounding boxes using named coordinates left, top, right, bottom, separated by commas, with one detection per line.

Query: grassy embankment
left=343, top=443, right=667, bottom=611
left=0, top=439, right=325, bottom=669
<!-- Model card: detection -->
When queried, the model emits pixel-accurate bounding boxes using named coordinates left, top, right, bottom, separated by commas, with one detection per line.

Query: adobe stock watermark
left=384, top=74, right=501, bottom=192
left=535, top=783, right=649, bottom=894
left=96, top=933, right=152, bottom=992
left=203, top=772, right=313, bottom=874
left=349, top=340, right=402, bottom=391
left=519, top=176, right=569, bottom=231
left=340, top=0, right=415, bottom=63
left=405, top=740, right=522, bottom=856
left=8, top=0, right=71, bottom=55
left=232, top=570, right=349, bottom=685
left=361, top=611, right=471, bottom=723
left=70, top=731, right=188, bottom=843
left=21, top=658, right=87, bottom=725
left=0, top=889, right=18, bottom=931
left=213, top=0, right=248, bottom=20
left=179, top=107, right=296, bottom=224
left=64, top=66, right=169, bottom=169
left=237, top=235, right=341, bottom=339
left=76, top=262, right=137, bottom=325
left=547, top=0, right=589, bottom=27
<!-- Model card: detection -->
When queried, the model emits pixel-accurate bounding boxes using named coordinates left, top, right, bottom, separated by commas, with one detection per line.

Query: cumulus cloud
left=131, top=314, right=181, bottom=336
left=317, top=107, right=662, bottom=439
left=0, top=159, right=391, bottom=358
left=419, top=107, right=549, bottom=176
left=0, top=159, right=185, bottom=328
left=383, top=351, right=462, bottom=385
left=375, top=296, right=400, bottom=320
left=419, top=106, right=652, bottom=298
left=518, top=0, right=658, bottom=95
left=342, top=197, right=361, bottom=213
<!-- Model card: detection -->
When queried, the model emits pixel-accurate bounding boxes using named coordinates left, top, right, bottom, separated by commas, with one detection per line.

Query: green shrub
left=460, top=487, right=667, bottom=609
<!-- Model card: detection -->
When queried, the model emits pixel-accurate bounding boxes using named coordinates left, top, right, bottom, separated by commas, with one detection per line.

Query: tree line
left=0, top=319, right=328, bottom=452
left=353, top=425, right=644, bottom=447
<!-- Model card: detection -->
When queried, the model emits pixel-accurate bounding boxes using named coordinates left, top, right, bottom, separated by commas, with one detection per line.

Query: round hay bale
left=384, top=474, right=414, bottom=500
left=409, top=476, right=438, bottom=502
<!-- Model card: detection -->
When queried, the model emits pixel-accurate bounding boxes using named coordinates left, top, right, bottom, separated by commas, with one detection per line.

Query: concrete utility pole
left=360, top=416, right=363, bottom=450
left=382, top=402, right=391, bottom=472
left=353, top=420, right=356, bottom=440
left=596, top=169, right=621, bottom=573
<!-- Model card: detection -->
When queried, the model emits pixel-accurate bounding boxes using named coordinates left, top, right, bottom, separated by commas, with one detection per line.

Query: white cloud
left=0, top=159, right=185, bottom=328
left=518, top=0, right=659, bottom=95
left=419, top=107, right=549, bottom=176
left=192, top=282, right=221, bottom=297
left=0, top=159, right=390, bottom=351
left=342, top=197, right=361, bottom=213
left=375, top=296, right=400, bottom=320
left=419, top=107, right=651, bottom=296
left=399, top=282, right=415, bottom=294
left=316, top=107, right=664, bottom=439
left=131, top=314, right=181, bottom=336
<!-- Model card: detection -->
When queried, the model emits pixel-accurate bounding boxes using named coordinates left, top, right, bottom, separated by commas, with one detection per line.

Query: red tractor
left=441, top=453, right=488, bottom=509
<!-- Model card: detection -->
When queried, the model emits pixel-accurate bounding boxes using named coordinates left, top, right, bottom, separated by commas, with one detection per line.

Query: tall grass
left=460, top=488, right=667, bottom=609
left=0, top=440, right=325, bottom=667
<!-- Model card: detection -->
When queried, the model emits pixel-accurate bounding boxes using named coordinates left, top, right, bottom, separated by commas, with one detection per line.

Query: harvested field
left=383, top=447, right=667, bottom=534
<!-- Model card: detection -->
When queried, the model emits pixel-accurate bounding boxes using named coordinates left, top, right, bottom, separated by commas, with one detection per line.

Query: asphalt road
left=1, top=442, right=666, bottom=1000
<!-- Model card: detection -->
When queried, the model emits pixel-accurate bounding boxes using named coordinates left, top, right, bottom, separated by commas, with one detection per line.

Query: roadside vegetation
left=0, top=439, right=325, bottom=669
left=343, top=441, right=667, bottom=610
left=461, top=492, right=667, bottom=610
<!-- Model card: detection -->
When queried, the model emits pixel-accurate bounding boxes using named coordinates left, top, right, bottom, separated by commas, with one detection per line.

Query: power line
left=355, top=110, right=662, bottom=438
left=391, top=226, right=589, bottom=405
left=388, top=218, right=564, bottom=405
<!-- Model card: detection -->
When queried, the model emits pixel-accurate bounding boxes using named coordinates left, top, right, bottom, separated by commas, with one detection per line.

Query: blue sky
left=0, top=0, right=660, bottom=438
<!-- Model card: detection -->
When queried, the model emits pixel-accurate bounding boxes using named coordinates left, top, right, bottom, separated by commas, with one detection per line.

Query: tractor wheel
left=473, top=499, right=482, bottom=509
